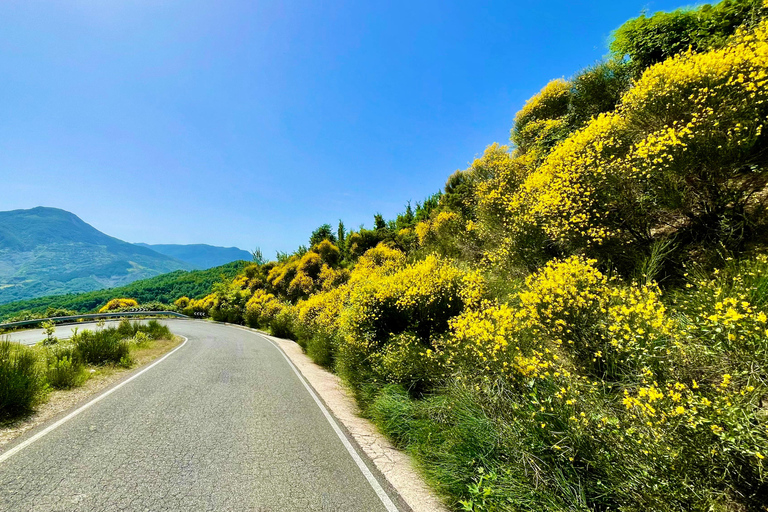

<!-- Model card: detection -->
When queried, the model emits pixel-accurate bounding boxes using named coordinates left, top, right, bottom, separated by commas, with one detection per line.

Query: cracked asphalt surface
left=0, top=321, right=393, bottom=511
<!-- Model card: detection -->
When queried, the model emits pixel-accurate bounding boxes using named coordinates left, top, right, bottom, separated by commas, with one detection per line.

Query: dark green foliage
left=346, top=228, right=389, bottom=259
left=415, top=193, right=442, bottom=223
left=373, top=214, right=387, bottom=231
left=0, top=260, right=248, bottom=322
left=309, top=224, right=337, bottom=247
left=0, top=340, right=44, bottom=418
left=443, top=171, right=476, bottom=220
left=567, top=60, right=634, bottom=128
left=394, top=203, right=415, bottom=231
left=610, top=0, right=766, bottom=71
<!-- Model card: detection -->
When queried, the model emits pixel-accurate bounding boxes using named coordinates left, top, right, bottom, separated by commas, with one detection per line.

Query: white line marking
left=243, top=327, right=399, bottom=512
left=0, top=336, right=189, bottom=465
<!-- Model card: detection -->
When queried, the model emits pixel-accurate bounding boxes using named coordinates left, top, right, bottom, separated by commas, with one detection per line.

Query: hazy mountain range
left=0, top=207, right=251, bottom=305
left=135, top=243, right=251, bottom=270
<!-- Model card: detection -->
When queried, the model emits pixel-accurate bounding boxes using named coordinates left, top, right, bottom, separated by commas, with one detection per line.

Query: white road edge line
left=250, top=329, right=400, bottom=512
left=0, top=336, right=189, bottom=465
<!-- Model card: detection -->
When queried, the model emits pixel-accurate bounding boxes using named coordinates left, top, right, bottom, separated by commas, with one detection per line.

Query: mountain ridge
left=0, top=207, right=193, bottom=304
left=134, top=243, right=252, bottom=269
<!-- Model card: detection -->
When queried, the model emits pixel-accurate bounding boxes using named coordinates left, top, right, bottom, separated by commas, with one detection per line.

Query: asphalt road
left=0, top=320, right=397, bottom=511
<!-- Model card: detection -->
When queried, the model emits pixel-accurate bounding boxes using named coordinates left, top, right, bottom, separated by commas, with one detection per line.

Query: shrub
left=73, top=329, right=131, bottom=365
left=245, top=290, right=282, bottom=329
left=143, top=319, right=171, bottom=340
left=338, top=255, right=484, bottom=394
left=46, top=345, right=86, bottom=389
left=0, top=340, right=45, bottom=418
left=491, top=20, right=768, bottom=275
left=41, top=320, right=58, bottom=345
left=610, top=0, right=766, bottom=71
left=269, top=308, right=297, bottom=340
left=98, top=298, right=138, bottom=313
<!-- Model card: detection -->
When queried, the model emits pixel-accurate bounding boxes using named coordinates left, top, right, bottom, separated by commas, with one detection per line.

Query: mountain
left=0, top=207, right=194, bottom=304
left=134, top=243, right=252, bottom=269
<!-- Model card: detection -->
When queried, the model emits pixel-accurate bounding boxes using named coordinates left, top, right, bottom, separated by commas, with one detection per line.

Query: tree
left=251, top=247, right=265, bottom=265
left=373, top=214, right=387, bottom=231
left=337, top=220, right=346, bottom=245
left=310, top=224, right=336, bottom=247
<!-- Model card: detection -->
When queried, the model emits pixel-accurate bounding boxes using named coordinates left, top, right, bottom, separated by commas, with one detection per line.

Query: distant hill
left=135, top=243, right=252, bottom=269
left=0, top=207, right=194, bottom=304
left=0, top=260, right=249, bottom=321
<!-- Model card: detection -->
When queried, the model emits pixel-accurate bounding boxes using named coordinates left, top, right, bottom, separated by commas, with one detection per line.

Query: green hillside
left=0, top=260, right=248, bottom=322
left=0, top=207, right=194, bottom=304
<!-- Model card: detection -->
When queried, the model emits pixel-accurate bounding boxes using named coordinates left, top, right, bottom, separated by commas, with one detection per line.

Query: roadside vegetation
left=32, top=1, right=768, bottom=510
left=0, top=320, right=173, bottom=420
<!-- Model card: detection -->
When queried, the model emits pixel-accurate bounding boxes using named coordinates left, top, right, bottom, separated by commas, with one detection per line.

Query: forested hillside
left=0, top=261, right=248, bottom=323
left=138, top=2, right=768, bottom=509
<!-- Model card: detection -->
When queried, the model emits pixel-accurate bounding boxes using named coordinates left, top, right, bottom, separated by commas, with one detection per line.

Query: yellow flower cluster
left=513, top=78, right=570, bottom=129
left=449, top=256, right=678, bottom=382
left=415, top=211, right=461, bottom=247
left=244, top=289, right=284, bottom=328
left=98, top=298, right=139, bottom=313
left=478, top=19, right=768, bottom=254
left=622, top=375, right=767, bottom=465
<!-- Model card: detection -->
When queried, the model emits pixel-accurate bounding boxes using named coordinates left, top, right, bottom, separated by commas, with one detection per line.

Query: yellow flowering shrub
left=244, top=289, right=283, bottom=328
left=512, top=79, right=570, bottom=140
left=482, top=21, right=768, bottom=268
left=173, top=296, right=190, bottom=309
left=414, top=210, right=466, bottom=257
left=348, top=243, right=406, bottom=284
left=338, top=255, right=485, bottom=389
left=675, top=254, right=768, bottom=368
left=98, top=298, right=139, bottom=313
left=448, top=256, right=676, bottom=383
left=447, top=301, right=555, bottom=380
left=183, top=293, right=216, bottom=316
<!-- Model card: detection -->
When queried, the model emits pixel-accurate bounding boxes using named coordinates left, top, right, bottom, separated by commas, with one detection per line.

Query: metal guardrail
left=0, top=311, right=189, bottom=330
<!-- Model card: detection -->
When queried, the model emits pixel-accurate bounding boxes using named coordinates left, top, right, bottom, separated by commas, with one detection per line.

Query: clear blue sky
left=0, top=0, right=686, bottom=257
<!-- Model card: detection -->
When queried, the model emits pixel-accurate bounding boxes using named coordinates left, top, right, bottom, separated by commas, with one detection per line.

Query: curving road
left=0, top=320, right=398, bottom=511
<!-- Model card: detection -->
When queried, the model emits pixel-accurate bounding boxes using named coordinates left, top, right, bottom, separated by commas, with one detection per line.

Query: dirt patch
left=0, top=336, right=182, bottom=449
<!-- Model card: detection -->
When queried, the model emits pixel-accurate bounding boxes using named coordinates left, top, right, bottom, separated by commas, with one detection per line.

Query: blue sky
left=0, top=0, right=686, bottom=257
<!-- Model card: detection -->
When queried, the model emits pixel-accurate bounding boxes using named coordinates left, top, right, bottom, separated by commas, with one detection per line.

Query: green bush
left=143, top=319, right=172, bottom=340
left=46, top=345, right=86, bottom=389
left=73, top=329, right=131, bottom=366
left=610, top=0, right=766, bottom=71
left=269, top=309, right=296, bottom=340
left=304, top=329, right=337, bottom=370
left=0, top=340, right=45, bottom=418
